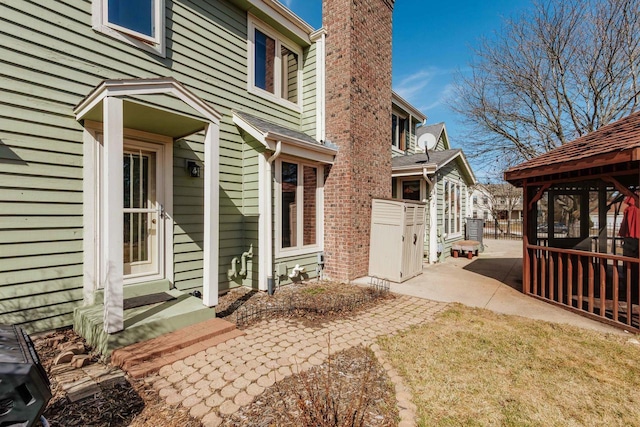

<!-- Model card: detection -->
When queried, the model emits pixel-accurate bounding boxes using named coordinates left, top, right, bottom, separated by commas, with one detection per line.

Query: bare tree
left=452, top=0, right=640, bottom=168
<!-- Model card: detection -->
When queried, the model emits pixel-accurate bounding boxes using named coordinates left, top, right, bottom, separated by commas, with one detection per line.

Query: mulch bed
left=220, top=345, right=398, bottom=427
left=34, top=281, right=398, bottom=426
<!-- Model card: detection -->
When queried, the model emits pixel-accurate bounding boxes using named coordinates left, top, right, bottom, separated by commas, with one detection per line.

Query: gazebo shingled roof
left=505, top=111, right=640, bottom=184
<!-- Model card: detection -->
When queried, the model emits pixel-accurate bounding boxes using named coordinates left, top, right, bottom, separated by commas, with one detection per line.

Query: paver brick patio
left=150, top=295, right=448, bottom=425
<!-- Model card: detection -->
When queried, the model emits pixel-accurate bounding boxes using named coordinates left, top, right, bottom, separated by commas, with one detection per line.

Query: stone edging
left=370, top=342, right=417, bottom=427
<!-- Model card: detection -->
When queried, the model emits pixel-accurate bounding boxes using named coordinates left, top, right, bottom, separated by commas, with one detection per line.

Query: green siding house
left=391, top=122, right=477, bottom=263
left=0, top=0, right=336, bottom=346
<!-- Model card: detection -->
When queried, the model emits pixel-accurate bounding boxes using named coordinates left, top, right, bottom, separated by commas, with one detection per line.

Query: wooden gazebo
left=505, top=112, right=640, bottom=331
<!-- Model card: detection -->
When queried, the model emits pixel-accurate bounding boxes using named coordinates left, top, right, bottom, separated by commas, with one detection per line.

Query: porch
left=73, top=281, right=217, bottom=357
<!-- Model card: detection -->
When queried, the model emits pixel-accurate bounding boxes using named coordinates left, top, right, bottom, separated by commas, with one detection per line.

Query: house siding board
left=301, top=43, right=317, bottom=136
left=1, top=0, right=314, bottom=330
left=274, top=253, right=319, bottom=285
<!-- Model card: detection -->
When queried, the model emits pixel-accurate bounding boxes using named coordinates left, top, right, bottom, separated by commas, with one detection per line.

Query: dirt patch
left=35, top=329, right=199, bottom=427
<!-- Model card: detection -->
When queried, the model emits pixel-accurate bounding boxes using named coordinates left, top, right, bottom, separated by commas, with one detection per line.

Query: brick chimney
left=322, top=0, right=395, bottom=281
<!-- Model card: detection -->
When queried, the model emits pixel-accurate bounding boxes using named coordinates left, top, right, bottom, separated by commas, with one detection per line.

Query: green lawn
left=379, top=304, right=640, bottom=426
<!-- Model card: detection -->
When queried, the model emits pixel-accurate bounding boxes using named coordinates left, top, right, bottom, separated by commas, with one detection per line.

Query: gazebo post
left=522, top=179, right=530, bottom=295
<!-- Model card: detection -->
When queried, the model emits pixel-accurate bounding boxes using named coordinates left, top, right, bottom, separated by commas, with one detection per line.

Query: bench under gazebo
left=505, top=111, right=640, bottom=332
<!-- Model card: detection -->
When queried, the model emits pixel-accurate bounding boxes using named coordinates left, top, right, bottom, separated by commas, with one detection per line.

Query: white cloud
left=394, top=70, right=434, bottom=101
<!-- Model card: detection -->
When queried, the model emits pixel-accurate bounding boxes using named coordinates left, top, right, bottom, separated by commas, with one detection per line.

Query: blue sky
left=282, top=0, right=534, bottom=181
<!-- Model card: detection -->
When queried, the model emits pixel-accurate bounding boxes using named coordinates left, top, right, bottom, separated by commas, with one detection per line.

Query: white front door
left=123, top=141, right=165, bottom=282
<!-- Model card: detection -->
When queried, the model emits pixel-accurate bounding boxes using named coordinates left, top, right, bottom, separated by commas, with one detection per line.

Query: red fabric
left=619, top=197, right=640, bottom=238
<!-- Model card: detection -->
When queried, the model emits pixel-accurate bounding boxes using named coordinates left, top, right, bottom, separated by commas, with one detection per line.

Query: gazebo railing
left=525, top=244, right=640, bottom=331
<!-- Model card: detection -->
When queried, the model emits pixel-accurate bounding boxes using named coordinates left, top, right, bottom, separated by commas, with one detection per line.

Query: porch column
left=203, top=123, right=220, bottom=307
left=102, top=96, right=124, bottom=333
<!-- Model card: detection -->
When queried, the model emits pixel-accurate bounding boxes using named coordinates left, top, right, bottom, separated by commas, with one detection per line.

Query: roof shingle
left=505, top=111, right=640, bottom=176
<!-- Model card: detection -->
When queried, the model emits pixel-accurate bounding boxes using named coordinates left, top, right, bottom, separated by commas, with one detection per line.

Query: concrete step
left=74, top=289, right=216, bottom=357
left=111, top=317, right=243, bottom=378
left=93, top=279, right=172, bottom=303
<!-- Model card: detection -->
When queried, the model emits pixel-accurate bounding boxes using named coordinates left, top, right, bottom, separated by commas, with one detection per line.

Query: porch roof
left=232, top=110, right=337, bottom=164
left=505, top=111, right=640, bottom=184
left=392, top=149, right=476, bottom=185
left=74, top=77, right=221, bottom=139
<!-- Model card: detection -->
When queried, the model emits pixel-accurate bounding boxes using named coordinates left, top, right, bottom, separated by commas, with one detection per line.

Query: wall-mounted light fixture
left=186, top=160, right=201, bottom=178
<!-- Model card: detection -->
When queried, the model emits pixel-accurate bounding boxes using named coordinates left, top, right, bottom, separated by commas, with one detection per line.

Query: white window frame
left=396, top=177, right=426, bottom=202
left=92, top=0, right=166, bottom=57
left=275, top=158, right=323, bottom=257
left=444, top=179, right=463, bottom=239
left=391, top=113, right=408, bottom=152
left=247, top=15, right=303, bottom=112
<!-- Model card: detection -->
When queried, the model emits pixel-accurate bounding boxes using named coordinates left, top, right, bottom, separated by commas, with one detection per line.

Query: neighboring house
left=469, top=185, right=494, bottom=222
left=485, top=184, right=523, bottom=221
left=0, top=0, right=397, bottom=352
left=391, top=122, right=477, bottom=263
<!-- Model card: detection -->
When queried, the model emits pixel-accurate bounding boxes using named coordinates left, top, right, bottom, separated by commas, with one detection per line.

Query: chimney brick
left=322, top=0, right=394, bottom=281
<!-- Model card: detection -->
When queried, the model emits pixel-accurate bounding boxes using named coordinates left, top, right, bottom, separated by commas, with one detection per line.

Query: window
left=392, top=114, right=408, bottom=150
left=277, top=160, right=322, bottom=254
left=444, top=179, right=463, bottom=237
left=249, top=18, right=302, bottom=110
left=401, top=180, right=421, bottom=201
left=93, top=0, right=165, bottom=55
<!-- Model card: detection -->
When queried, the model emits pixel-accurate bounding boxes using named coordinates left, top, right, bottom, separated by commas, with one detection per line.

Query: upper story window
left=392, top=114, right=410, bottom=151
left=249, top=17, right=302, bottom=111
left=93, top=0, right=165, bottom=56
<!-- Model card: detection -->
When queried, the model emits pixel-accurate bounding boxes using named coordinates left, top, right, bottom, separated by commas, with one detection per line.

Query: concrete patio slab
left=357, top=239, right=626, bottom=335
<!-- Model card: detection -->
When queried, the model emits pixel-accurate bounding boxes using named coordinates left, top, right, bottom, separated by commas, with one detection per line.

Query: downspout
left=263, top=141, right=282, bottom=292
left=422, top=167, right=433, bottom=194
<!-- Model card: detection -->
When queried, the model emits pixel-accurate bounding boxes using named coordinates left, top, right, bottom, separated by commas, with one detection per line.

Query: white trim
left=247, top=15, right=303, bottom=113
left=437, top=151, right=477, bottom=185
left=311, top=29, right=327, bottom=141
left=232, top=112, right=337, bottom=164
left=274, top=158, right=323, bottom=258
left=75, top=78, right=222, bottom=124
left=203, top=124, right=220, bottom=307
left=83, top=123, right=176, bottom=293
left=428, top=176, right=438, bottom=263
left=92, top=0, right=166, bottom=57
left=258, top=153, right=269, bottom=291
left=121, top=139, right=171, bottom=285
left=392, top=91, right=427, bottom=123
left=83, top=128, right=100, bottom=306
left=102, top=96, right=124, bottom=334
left=443, top=178, right=464, bottom=240
left=247, top=0, right=313, bottom=43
